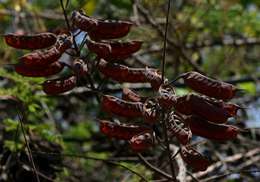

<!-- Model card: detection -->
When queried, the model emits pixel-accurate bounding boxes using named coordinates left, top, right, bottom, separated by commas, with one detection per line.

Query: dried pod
left=122, top=88, right=147, bottom=103
left=87, top=40, right=142, bottom=61
left=98, top=59, right=161, bottom=90
left=72, top=59, right=88, bottom=77
left=87, top=40, right=112, bottom=59
left=199, top=96, right=241, bottom=117
left=180, top=146, right=210, bottom=172
left=158, top=84, right=176, bottom=110
left=143, top=98, right=160, bottom=124
left=144, top=69, right=163, bottom=91
left=175, top=94, right=232, bottom=123
left=168, top=113, right=192, bottom=145
left=15, top=62, right=64, bottom=77
left=4, top=32, right=57, bottom=50
left=185, top=115, right=240, bottom=141
left=42, top=75, right=77, bottom=95
left=71, top=11, right=98, bottom=32
left=19, top=35, right=72, bottom=68
left=88, top=20, right=133, bottom=40
left=101, top=95, right=143, bottom=118
left=99, top=120, right=151, bottom=140
left=130, top=132, right=154, bottom=152
left=182, top=71, right=237, bottom=100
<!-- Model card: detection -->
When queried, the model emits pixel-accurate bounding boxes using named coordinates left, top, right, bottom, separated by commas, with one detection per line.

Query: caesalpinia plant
left=3, top=4, right=243, bottom=180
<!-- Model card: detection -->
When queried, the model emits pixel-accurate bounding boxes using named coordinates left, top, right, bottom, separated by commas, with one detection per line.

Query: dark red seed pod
left=143, top=98, right=160, bottom=124
left=144, top=69, right=162, bottom=91
left=130, top=132, right=154, bottom=152
left=19, top=35, right=72, bottom=68
left=98, top=59, right=161, bottom=90
left=182, top=71, right=237, bottom=101
left=4, top=32, right=57, bottom=50
left=199, top=96, right=241, bottom=117
left=122, top=88, right=147, bottom=103
left=101, top=95, right=144, bottom=118
left=184, top=115, right=240, bottom=141
left=88, top=20, right=133, bottom=40
left=99, top=120, right=152, bottom=140
left=15, top=62, right=64, bottom=77
left=168, top=113, right=192, bottom=145
left=158, top=84, right=176, bottom=110
left=180, top=146, right=210, bottom=172
left=71, top=11, right=98, bottom=32
left=42, top=75, right=77, bottom=95
left=175, top=94, right=232, bottom=123
left=87, top=40, right=112, bottom=59
left=72, top=59, right=88, bottom=77
left=87, top=40, right=142, bottom=61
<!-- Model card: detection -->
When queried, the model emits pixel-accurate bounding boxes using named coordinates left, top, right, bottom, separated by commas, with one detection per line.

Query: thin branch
left=16, top=107, right=40, bottom=182
left=31, top=151, right=148, bottom=182
left=137, top=153, right=173, bottom=180
left=59, top=0, right=79, bottom=55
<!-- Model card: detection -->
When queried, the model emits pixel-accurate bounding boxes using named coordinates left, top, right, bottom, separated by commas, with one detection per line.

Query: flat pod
left=87, top=40, right=142, bottom=61
left=180, top=146, right=210, bottom=172
left=168, top=113, right=192, bottom=145
left=43, top=75, right=77, bottom=95
left=130, top=132, right=154, bottom=152
left=99, top=120, right=152, bottom=140
left=15, top=62, right=64, bottom=77
left=122, top=88, right=147, bottom=103
left=71, top=11, right=98, bottom=32
left=98, top=59, right=161, bottom=90
left=185, top=115, right=239, bottom=141
left=183, top=71, right=237, bottom=100
left=88, top=20, right=133, bottom=40
left=175, top=94, right=232, bottom=123
left=101, top=95, right=144, bottom=118
left=4, top=32, right=57, bottom=50
left=19, top=35, right=72, bottom=68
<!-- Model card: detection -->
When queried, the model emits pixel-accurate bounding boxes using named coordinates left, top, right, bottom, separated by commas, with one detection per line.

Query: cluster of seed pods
left=4, top=32, right=88, bottom=95
left=4, top=10, right=243, bottom=172
left=70, top=11, right=242, bottom=171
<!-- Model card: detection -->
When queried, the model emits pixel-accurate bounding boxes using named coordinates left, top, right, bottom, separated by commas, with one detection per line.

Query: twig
left=137, top=153, right=173, bottom=180
left=59, top=0, right=79, bottom=55
left=160, top=1, right=177, bottom=180
left=31, top=151, right=148, bottom=182
left=16, top=107, right=40, bottom=182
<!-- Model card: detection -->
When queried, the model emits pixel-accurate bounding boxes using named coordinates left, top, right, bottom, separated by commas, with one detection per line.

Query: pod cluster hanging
left=4, top=10, right=243, bottom=172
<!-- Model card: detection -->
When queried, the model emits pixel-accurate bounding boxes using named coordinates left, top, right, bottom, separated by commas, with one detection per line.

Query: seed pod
left=4, top=32, right=57, bottom=50
left=42, top=75, right=77, bottom=95
left=72, top=59, right=88, bottom=77
left=185, top=115, right=240, bottom=141
left=122, top=88, right=147, bottom=102
left=168, top=113, right=192, bottom=145
left=88, top=20, right=133, bottom=40
left=175, top=94, right=232, bottom=123
left=158, top=84, right=176, bottom=110
left=98, top=59, right=162, bottom=90
left=99, top=120, right=151, bottom=140
left=19, top=35, right=72, bottom=68
left=130, top=132, right=154, bottom=152
left=180, top=146, right=210, bottom=172
left=182, top=71, right=237, bottom=100
left=87, top=40, right=142, bottom=61
left=101, top=95, right=144, bottom=118
left=199, top=95, right=241, bottom=117
left=71, top=11, right=98, bottom=32
left=143, top=98, right=160, bottom=124
left=15, top=62, right=64, bottom=77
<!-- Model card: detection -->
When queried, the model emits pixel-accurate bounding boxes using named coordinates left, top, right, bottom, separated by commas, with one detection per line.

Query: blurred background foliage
left=0, top=0, right=260, bottom=181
